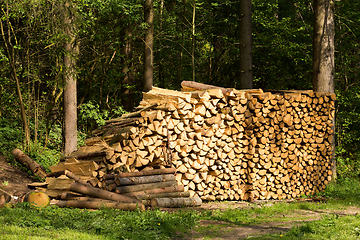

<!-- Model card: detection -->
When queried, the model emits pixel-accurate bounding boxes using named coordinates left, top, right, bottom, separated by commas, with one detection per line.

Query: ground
left=0, top=154, right=33, bottom=201
left=1, top=154, right=360, bottom=239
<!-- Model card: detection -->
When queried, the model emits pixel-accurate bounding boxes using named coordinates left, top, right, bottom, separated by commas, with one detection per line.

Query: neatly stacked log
left=52, top=81, right=335, bottom=202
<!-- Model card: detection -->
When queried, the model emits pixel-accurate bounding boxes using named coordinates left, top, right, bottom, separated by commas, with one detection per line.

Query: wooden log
left=69, top=182, right=141, bottom=203
left=55, top=200, right=145, bottom=211
left=181, top=81, right=233, bottom=95
left=114, top=167, right=176, bottom=178
left=133, top=191, right=191, bottom=200
left=123, top=185, right=185, bottom=197
left=59, top=151, right=106, bottom=162
left=150, top=197, right=202, bottom=208
left=23, top=191, right=50, bottom=208
left=115, top=174, right=175, bottom=186
left=11, top=149, right=47, bottom=178
left=105, top=103, right=158, bottom=124
left=115, top=181, right=178, bottom=194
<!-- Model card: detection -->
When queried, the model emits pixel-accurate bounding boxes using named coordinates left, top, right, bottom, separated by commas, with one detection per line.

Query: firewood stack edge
left=38, top=81, right=336, bottom=205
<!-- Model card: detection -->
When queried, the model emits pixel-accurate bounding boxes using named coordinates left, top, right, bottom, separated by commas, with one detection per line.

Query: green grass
left=248, top=214, right=360, bottom=239
left=0, top=203, right=200, bottom=240
left=1, top=177, right=360, bottom=239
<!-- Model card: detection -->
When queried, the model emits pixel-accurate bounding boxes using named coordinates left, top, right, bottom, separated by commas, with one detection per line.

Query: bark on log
left=150, top=197, right=202, bottom=208
left=69, top=182, right=141, bottom=203
left=181, top=81, right=233, bottom=94
left=60, top=151, right=106, bottom=162
left=134, top=191, right=190, bottom=200
left=105, top=103, right=158, bottom=124
left=11, top=148, right=47, bottom=178
left=55, top=200, right=145, bottom=211
left=123, top=185, right=185, bottom=197
left=115, top=168, right=176, bottom=178
left=115, top=181, right=179, bottom=194
left=115, top=174, right=175, bottom=186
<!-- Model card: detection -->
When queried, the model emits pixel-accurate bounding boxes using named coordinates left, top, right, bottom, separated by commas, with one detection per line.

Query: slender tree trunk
left=312, top=0, right=335, bottom=179
left=63, top=1, right=78, bottom=155
left=143, top=0, right=154, bottom=92
left=191, top=1, right=196, bottom=82
left=0, top=11, right=30, bottom=147
left=239, top=0, right=253, bottom=89
left=121, top=27, right=135, bottom=112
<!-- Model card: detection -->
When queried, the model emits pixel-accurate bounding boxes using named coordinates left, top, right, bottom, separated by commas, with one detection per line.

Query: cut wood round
left=23, top=191, right=50, bottom=208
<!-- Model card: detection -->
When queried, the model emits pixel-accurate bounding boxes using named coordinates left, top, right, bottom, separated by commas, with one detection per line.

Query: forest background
left=0, top=0, right=359, bottom=180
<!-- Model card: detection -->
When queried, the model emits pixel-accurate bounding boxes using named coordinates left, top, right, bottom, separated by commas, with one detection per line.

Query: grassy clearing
left=1, top=177, right=360, bottom=239
left=0, top=203, right=199, bottom=240
left=248, top=214, right=360, bottom=239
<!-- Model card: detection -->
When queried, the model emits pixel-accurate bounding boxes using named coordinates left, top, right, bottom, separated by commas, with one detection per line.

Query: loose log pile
left=41, top=81, right=336, bottom=203
left=32, top=163, right=201, bottom=209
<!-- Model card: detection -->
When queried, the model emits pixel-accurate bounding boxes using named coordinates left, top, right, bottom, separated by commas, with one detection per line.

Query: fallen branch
left=11, top=149, right=47, bottom=178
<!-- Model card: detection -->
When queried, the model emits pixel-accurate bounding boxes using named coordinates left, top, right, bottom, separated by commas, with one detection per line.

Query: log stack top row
left=64, top=81, right=336, bottom=202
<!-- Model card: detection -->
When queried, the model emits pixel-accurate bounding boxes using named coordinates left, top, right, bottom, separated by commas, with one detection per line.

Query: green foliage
left=26, top=143, right=61, bottom=173
left=318, top=177, right=360, bottom=205
left=0, top=118, right=23, bottom=156
left=78, top=101, right=109, bottom=133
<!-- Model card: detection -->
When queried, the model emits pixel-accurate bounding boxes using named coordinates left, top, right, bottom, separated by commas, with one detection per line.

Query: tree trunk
left=191, top=1, right=196, bottom=82
left=63, top=1, right=79, bottom=156
left=239, top=0, right=253, bottom=89
left=143, top=0, right=154, bottom=92
left=121, top=27, right=135, bottom=111
left=312, top=0, right=335, bottom=179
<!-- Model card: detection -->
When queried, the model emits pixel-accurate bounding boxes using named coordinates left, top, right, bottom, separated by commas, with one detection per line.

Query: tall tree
left=312, top=0, right=335, bottom=92
left=239, top=0, right=253, bottom=89
left=312, top=0, right=335, bottom=178
left=143, top=0, right=154, bottom=92
left=63, top=1, right=79, bottom=155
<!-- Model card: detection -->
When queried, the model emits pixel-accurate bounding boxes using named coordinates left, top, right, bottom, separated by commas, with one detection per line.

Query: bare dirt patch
left=0, top=154, right=33, bottom=201
left=171, top=202, right=360, bottom=239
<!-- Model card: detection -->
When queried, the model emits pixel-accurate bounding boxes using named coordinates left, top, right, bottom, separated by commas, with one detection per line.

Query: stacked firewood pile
left=39, top=81, right=335, bottom=203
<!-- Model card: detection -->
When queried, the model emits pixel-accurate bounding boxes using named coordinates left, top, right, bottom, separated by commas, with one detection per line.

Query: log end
left=23, top=191, right=50, bottom=208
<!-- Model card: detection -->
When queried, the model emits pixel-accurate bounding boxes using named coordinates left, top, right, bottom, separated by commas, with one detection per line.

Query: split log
left=150, top=197, right=202, bottom=208
left=55, top=200, right=145, bottom=211
left=69, top=182, right=141, bottom=204
left=11, top=149, right=47, bottom=178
